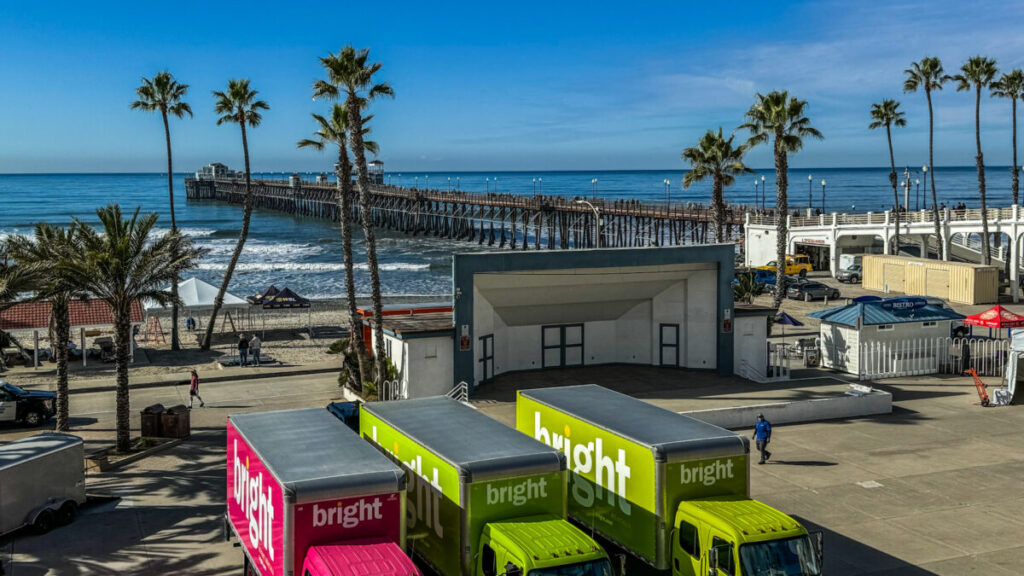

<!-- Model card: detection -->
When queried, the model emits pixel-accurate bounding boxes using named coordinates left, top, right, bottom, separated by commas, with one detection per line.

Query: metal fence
left=858, top=336, right=1009, bottom=381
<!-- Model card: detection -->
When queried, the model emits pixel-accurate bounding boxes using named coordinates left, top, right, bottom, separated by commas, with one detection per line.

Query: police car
left=0, top=381, right=56, bottom=427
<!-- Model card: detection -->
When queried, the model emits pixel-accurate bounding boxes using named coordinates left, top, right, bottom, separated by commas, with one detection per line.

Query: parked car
left=0, top=381, right=56, bottom=427
left=757, top=254, right=812, bottom=277
left=769, top=275, right=801, bottom=294
left=787, top=281, right=840, bottom=302
left=734, top=268, right=776, bottom=286
left=837, top=264, right=862, bottom=283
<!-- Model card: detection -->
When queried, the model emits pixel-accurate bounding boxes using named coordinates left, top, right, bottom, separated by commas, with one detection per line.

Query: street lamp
left=575, top=199, right=600, bottom=248
left=922, top=165, right=929, bottom=209
left=915, top=179, right=920, bottom=210
left=398, top=173, right=402, bottom=187
left=664, top=178, right=671, bottom=206
left=820, top=179, right=827, bottom=213
left=414, top=176, right=418, bottom=188
left=448, top=176, right=451, bottom=191
left=754, top=180, right=759, bottom=211
left=760, top=175, right=766, bottom=211
left=592, top=178, right=598, bottom=196
left=457, top=176, right=460, bottom=191
left=425, top=175, right=429, bottom=189
left=539, top=178, right=543, bottom=194
left=808, top=174, right=813, bottom=211
left=486, top=177, right=490, bottom=193
left=494, top=177, right=498, bottom=193
left=532, top=178, right=537, bottom=194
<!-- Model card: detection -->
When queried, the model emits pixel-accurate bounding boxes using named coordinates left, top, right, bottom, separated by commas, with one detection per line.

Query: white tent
left=144, top=277, right=249, bottom=311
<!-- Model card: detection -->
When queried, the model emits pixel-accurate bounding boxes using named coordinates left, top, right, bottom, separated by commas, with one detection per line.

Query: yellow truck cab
left=481, top=516, right=611, bottom=576
left=674, top=498, right=820, bottom=576
left=757, top=255, right=812, bottom=277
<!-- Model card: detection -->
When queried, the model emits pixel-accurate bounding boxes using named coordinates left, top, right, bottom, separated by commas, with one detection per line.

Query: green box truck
left=359, top=396, right=612, bottom=576
left=516, top=385, right=822, bottom=576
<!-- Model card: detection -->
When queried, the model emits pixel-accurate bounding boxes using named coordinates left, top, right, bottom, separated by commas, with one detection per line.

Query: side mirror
left=812, top=530, right=824, bottom=565
left=504, top=563, right=522, bottom=576
left=707, top=547, right=718, bottom=576
left=615, top=554, right=627, bottom=576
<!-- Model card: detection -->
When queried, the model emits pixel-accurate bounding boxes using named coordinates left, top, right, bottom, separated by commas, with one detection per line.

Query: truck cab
left=757, top=255, right=812, bottom=278
left=479, top=516, right=612, bottom=576
left=302, top=541, right=421, bottom=576
left=672, top=499, right=821, bottom=576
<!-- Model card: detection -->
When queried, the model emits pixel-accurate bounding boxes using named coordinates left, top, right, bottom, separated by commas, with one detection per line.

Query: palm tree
left=992, top=69, right=1024, bottom=205
left=312, top=47, right=394, bottom=384
left=131, top=71, right=192, bottom=351
left=5, top=224, right=84, bottom=431
left=904, top=57, right=949, bottom=259
left=869, top=100, right=907, bottom=255
left=64, top=205, right=201, bottom=452
left=953, top=56, right=999, bottom=265
left=297, top=104, right=379, bottom=385
left=740, top=91, right=823, bottom=307
left=202, top=79, right=268, bottom=350
left=681, top=127, right=752, bottom=243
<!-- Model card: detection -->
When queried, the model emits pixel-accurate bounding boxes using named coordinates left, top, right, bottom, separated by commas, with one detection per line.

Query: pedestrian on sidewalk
left=249, top=334, right=262, bottom=367
left=238, top=334, right=249, bottom=366
left=188, top=368, right=205, bottom=409
left=753, top=413, right=772, bottom=464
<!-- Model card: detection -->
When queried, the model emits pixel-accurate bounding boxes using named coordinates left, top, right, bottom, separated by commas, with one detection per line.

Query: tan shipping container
left=862, top=255, right=998, bottom=305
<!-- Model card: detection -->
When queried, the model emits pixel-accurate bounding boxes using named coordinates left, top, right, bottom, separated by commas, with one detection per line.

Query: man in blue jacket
left=753, top=413, right=772, bottom=464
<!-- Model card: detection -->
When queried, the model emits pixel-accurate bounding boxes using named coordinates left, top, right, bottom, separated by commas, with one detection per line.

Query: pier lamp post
left=663, top=179, right=671, bottom=207
left=754, top=180, right=759, bottom=212
left=575, top=199, right=601, bottom=248
left=494, top=177, right=498, bottom=193
left=457, top=176, right=460, bottom=191
left=532, top=178, right=537, bottom=194
left=922, top=165, right=928, bottom=209
left=486, top=178, right=490, bottom=193
left=425, top=175, right=429, bottom=189
left=915, top=179, right=920, bottom=211
left=592, top=178, right=597, bottom=196
left=808, top=174, right=813, bottom=210
left=761, top=175, right=766, bottom=212
left=448, top=176, right=451, bottom=192
left=539, top=178, right=543, bottom=194
left=820, top=179, right=827, bottom=213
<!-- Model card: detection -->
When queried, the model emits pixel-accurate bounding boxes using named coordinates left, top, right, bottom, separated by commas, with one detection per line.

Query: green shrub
left=327, top=337, right=350, bottom=355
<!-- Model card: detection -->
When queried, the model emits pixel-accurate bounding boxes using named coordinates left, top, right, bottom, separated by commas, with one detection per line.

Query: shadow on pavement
left=793, top=516, right=938, bottom=576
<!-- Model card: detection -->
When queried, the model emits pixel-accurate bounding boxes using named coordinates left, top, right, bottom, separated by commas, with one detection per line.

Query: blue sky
left=2, top=0, right=1024, bottom=173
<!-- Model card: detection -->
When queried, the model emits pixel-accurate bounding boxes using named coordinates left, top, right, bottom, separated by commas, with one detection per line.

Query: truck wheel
left=799, top=269, right=807, bottom=278
left=32, top=509, right=55, bottom=534
left=23, top=410, right=43, bottom=427
left=57, top=501, right=78, bottom=526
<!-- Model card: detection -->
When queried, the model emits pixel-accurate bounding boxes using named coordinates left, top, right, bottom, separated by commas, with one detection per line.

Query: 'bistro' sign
left=878, top=297, right=928, bottom=311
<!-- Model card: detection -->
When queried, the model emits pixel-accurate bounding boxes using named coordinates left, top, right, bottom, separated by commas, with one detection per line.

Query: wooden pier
left=184, top=178, right=749, bottom=249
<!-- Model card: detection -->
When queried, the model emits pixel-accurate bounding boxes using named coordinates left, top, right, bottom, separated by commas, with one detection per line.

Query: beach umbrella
left=774, top=311, right=804, bottom=344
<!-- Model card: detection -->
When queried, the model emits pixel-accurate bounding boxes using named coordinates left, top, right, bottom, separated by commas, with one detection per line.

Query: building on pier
left=194, top=162, right=237, bottom=180
left=368, top=160, right=384, bottom=184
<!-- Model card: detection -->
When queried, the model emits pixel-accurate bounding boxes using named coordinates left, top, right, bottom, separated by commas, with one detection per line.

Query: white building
left=194, top=162, right=236, bottom=180
left=369, top=312, right=455, bottom=399
left=809, top=296, right=965, bottom=376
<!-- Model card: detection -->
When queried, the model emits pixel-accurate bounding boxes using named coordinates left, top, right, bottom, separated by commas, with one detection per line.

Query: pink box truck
left=227, top=408, right=421, bottom=576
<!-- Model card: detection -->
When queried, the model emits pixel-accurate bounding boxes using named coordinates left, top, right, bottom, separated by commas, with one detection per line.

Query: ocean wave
left=198, top=242, right=325, bottom=257
left=194, top=261, right=431, bottom=272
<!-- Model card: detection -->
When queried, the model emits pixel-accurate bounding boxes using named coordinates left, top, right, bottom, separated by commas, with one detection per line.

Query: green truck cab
left=359, top=396, right=612, bottom=576
left=516, top=385, right=822, bottom=576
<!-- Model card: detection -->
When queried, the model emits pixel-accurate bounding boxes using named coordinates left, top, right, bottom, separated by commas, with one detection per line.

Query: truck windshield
left=738, top=536, right=820, bottom=576
left=529, top=559, right=613, bottom=576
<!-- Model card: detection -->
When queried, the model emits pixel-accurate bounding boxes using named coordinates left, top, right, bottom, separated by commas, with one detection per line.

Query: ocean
left=0, top=167, right=1017, bottom=298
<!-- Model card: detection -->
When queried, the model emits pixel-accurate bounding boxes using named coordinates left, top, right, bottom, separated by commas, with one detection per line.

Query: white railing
left=380, top=379, right=402, bottom=401
left=766, top=343, right=790, bottom=381
left=859, top=336, right=1009, bottom=381
left=446, top=381, right=469, bottom=403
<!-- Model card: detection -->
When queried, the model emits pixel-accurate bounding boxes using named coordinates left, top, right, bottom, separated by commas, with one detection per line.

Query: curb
left=86, top=437, right=185, bottom=473
left=66, top=365, right=340, bottom=395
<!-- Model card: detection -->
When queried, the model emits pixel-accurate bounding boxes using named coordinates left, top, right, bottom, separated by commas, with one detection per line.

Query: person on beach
left=753, top=413, right=772, bottom=464
left=249, top=334, right=261, bottom=367
left=238, top=334, right=249, bottom=366
left=188, top=368, right=204, bottom=409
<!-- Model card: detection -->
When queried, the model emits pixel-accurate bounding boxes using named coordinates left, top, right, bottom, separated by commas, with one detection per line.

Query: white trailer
left=0, top=433, right=86, bottom=536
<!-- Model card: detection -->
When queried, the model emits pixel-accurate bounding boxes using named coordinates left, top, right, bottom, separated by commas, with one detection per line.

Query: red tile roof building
left=0, top=299, right=145, bottom=331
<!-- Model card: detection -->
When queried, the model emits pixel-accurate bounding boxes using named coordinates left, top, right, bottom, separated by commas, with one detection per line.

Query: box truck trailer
left=359, top=396, right=612, bottom=576
left=226, top=408, right=421, bottom=576
left=516, top=385, right=822, bottom=576
left=0, top=433, right=86, bottom=537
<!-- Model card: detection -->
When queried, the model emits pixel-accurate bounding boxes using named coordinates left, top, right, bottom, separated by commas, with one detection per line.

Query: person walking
left=238, top=333, right=249, bottom=366
left=188, top=368, right=205, bottom=409
left=753, top=413, right=772, bottom=464
left=249, top=334, right=262, bottom=367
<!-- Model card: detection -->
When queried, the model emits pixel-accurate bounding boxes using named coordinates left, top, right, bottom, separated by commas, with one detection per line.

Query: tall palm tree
left=953, top=56, right=999, bottom=265
left=681, top=127, right=752, bottom=243
left=313, top=47, right=394, bottom=383
left=64, top=205, right=201, bottom=452
left=869, top=100, right=907, bottom=255
left=131, top=71, right=192, bottom=351
left=202, top=79, right=268, bottom=350
left=992, top=69, right=1024, bottom=205
left=904, top=57, right=949, bottom=259
left=740, top=91, right=823, bottom=307
left=297, top=104, right=379, bottom=385
left=5, top=224, right=84, bottom=431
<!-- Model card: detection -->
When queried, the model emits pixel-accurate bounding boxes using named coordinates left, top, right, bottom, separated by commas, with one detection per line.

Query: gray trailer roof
left=520, top=385, right=748, bottom=462
left=363, top=396, right=565, bottom=481
left=229, top=408, right=405, bottom=503
left=0, top=433, right=83, bottom=471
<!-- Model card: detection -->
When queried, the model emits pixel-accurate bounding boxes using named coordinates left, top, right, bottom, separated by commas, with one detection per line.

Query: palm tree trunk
left=203, top=121, right=253, bottom=350
left=928, top=90, right=944, bottom=260
left=337, top=147, right=368, bottom=385
left=887, top=125, right=900, bottom=255
left=114, top=306, right=132, bottom=452
left=712, top=175, right=725, bottom=243
left=976, top=87, right=991, bottom=265
left=1014, top=98, right=1020, bottom=206
left=162, top=110, right=181, bottom=351
left=53, top=298, right=70, bottom=432
left=773, top=137, right=789, bottom=308
left=346, top=93, right=387, bottom=384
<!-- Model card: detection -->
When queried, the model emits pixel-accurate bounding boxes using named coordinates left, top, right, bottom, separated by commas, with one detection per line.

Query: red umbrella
left=963, top=305, right=1024, bottom=329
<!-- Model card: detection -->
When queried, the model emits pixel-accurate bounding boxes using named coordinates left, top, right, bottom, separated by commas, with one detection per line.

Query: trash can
left=140, top=403, right=165, bottom=437
left=160, top=404, right=191, bottom=439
